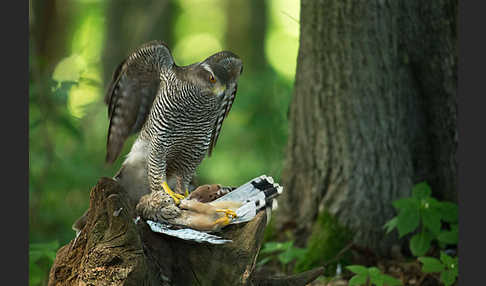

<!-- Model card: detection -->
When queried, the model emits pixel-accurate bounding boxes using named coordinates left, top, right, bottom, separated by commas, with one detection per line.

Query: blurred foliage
left=29, top=0, right=299, bottom=284
left=257, top=240, right=307, bottom=273
left=29, top=241, right=59, bottom=286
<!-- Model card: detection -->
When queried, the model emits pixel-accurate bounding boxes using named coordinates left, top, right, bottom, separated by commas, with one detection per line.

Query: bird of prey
left=72, top=41, right=243, bottom=233
left=106, top=40, right=243, bottom=227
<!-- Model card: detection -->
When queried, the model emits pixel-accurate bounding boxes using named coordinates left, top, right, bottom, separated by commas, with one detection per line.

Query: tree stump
left=48, top=177, right=323, bottom=286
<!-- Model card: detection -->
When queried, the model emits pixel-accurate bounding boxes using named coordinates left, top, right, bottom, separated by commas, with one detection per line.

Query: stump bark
left=48, top=177, right=323, bottom=286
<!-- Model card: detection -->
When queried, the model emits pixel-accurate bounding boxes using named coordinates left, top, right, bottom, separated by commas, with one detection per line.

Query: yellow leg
left=215, top=209, right=237, bottom=219
left=162, top=181, right=185, bottom=205
left=185, top=188, right=189, bottom=197
left=213, top=215, right=232, bottom=228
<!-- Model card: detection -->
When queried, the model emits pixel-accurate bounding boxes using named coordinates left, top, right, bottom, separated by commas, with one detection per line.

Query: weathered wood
left=48, top=177, right=322, bottom=286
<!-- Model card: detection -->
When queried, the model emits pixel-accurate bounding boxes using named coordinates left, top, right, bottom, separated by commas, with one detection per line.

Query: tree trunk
left=102, top=0, right=173, bottom=85
left=275, top=0, right=457, bottom=261
left=225, top=0, right=268, bottom=74
left=48, top=178, right=323, bottom=286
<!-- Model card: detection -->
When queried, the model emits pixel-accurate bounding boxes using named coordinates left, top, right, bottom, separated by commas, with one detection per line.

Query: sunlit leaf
left=346, top=265, right=368, bottom=275
left=368, top=267, right=383, bottom=286
left=52, top=54, right=86, bottom=84
left=348, top=274, right=367, bottom=286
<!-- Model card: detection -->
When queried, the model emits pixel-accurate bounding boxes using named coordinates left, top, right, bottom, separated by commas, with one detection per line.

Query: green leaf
left=383, top=274, right=402, bottom=286
left=256, top=257, right=272, bottom=268
left=285, top=246, right=307, bottom=260
left=421, top=207, right=442, bottom=236
left=368, top=267, right=384, bottom=286
left=58, top=113, right=83, bottom=140
left=346, top=265, right=369, bottom=275
left=418, top=257, right=445, bottom=273
left=440, top=269, right=458, bottom=286
left=440, top=251, right=456, bottom=267
left=438, top=202, right=458, bottom=223
left=410, top=231, right=433, bottom=256
left=384, top=217, right=398, bottom=234
left=261, top=241, right=293, bottom=254
left=392, top=197, right=418, bottom=211
left=437, top=228, right=458, bottom=245
left=349, top=274, right=368, bottom=286
left=52, top=54, right=87, bottom=83
left=412, top=182, right=431, bottom=199
left=396, top=203, right=420, bottom=237
left=277, top=248, right=304, bottom=265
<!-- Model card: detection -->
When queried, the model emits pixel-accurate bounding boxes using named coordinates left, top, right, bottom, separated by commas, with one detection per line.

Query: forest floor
left=307, top=258, right=445, bottom=286
left=259, top=257, right=448, bottom=286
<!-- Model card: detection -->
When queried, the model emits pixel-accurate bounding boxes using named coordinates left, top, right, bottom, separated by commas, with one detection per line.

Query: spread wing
left=207, top=83, right=238, bottom=157
left=105, top=41, right=174, bottom=164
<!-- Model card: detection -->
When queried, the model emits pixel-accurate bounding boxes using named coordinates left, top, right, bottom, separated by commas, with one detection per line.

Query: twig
left=280, top=11, right=299, bottom=24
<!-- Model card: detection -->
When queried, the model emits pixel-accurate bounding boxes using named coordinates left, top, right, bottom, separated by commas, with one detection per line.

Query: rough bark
left=48, top=178, right=323, bottom=286
left=275, top=0, right=457, bottom=257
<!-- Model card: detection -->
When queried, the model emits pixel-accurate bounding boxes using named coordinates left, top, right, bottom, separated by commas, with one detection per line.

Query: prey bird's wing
left=105, top=41, right=174, bottom=164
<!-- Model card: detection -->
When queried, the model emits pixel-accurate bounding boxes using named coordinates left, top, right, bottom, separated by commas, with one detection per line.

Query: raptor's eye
left=209, top=74, right=216, bottom=83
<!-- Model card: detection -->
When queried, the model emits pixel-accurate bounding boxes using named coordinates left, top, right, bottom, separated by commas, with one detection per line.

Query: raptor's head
left=180, top=52, right=243, bottom=100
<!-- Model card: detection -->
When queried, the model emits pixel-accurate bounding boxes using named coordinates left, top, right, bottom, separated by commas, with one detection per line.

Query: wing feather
left=105, top=41, right=173, bottom=164
left=207, top=84, right=237, bottom=156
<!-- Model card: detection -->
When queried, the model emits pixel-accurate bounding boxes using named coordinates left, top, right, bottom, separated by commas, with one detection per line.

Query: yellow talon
left=215, top=209, right=237, bottom=219
left=162, top=181, right=185, bottom=204
left=213, top=215, right=232, bottom=227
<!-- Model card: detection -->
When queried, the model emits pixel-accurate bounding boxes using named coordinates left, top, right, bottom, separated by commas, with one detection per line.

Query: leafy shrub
left=383, top=182, right=458, bottom=256
left=418, top=251, right=458, bottom=286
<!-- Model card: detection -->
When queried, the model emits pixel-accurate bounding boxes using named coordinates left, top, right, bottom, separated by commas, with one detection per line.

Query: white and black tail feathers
left=214, top=175, right=283, bottom=224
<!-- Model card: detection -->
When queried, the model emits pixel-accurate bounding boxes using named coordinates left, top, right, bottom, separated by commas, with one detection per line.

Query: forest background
left=29, top=0, right=458, bottom=285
